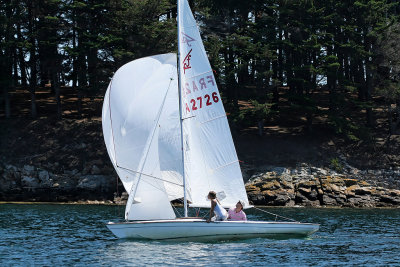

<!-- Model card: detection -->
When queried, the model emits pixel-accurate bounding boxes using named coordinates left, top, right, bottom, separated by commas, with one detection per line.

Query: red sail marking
left=183, top=49, right=193, bottom=75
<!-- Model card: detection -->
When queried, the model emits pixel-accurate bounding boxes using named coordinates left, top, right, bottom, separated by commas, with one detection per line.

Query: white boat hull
left=106, top=219, right=319, bottom=240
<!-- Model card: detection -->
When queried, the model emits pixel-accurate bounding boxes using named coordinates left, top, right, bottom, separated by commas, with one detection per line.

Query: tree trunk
left=28, top=1, right=37, bottom=118
left=365, top=62, right=373, bottom=126
left=3, top=0, right=13, bottom=118
left=52, top=71, right=62, bottom=119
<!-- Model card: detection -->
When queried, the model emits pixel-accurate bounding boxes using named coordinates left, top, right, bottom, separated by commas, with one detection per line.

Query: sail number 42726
left=186, top=92, right=219, bottom=112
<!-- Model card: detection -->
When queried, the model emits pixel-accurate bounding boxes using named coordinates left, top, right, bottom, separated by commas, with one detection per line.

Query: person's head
left=236, top=200, right=245, bottom=211
left=207, top=191, right=216, bottom=200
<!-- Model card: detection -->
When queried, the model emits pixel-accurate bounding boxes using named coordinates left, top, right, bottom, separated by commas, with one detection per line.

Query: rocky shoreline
left=1, top=162, right=399, bottom=208
left=245, top=164, right=400, bottom=207
left=0, top=164, right=117, bottom=202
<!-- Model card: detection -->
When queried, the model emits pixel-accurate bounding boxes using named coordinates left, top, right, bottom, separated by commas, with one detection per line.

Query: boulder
left=380, top=195, right=400, bottom=205
left=21, top=176, right=40, bottom=188
left=347, top=197, right=363, bottom=206
left=308, top=189, right=319, bottom=201
left=343, top=179, right=358, bottom=187
left=280, top=180, right=294, bottom=189
left=285, top=200, right=296, bottom=207
left=390, top=190, right=400, bottom=197
left=245, top=185, right=260, bottom=193
left=77, top=175, right=112, bottom=191
left=261, top=180, right=281, bottom=190
left=345, top=185, right=360, bottom=197
left=274, top=193, right=290, bottom=206
left=295, top=192, right=308, bottom=203
left=329, top=183, right=340, bottom=193
left=335, top=195, right=347, bottom=205
left=5, top=164, right=17, bottom=171
left=354, top=187, right=372, bottom=195
left=247, top=192, right=265, bottom=205
left=303, top=200, right=320, bottom=207
left=298, top=187, right=311, bottom=195
left=322, top=195, right=337, bottom=206
left=38, top=170, right=51, bottom=186
left=261, top=190, right=277, bottom=202
left=297, top=180, right=318, bottom=189
left=22, top=165, right=35, bottom=176
left=91, top=165, right=101, bottom=175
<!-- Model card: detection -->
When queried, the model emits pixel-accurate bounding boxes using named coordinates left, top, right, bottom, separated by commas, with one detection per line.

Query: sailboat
left=102, top=0, right=319, bottom=240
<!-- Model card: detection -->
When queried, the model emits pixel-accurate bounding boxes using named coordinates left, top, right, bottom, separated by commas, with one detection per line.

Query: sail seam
left=200, top=114, right=227, bottom=124
left=184, top=70, right=213, bottom=80
left=212, top=160, right=239, bottom=172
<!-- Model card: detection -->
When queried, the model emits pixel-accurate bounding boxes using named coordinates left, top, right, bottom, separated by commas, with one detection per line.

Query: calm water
left=0, top=204, right=399, bottom=266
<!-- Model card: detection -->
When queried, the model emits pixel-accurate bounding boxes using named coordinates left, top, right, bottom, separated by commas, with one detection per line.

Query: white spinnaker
left=178, top=0, right=249, bottom=208
left=102, top=53, right=184, bottom=220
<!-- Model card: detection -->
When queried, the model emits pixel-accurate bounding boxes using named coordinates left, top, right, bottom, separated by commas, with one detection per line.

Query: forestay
left=102, top=53, right=187, bottom=220
left=178, top=0, right=250, bottom=208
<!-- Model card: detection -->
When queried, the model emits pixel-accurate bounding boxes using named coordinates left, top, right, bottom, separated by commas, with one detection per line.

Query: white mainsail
left=177, top=0, right=249, bottom=208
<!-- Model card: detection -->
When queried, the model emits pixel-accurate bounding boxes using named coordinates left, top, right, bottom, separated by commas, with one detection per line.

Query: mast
left=177, top=0, right=188, bottom=217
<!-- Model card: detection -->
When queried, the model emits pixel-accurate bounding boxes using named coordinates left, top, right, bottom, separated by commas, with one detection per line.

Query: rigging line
left=171, top=204, right=182, bottom=218
left=127, top=77, right=177, bottom=210
left=116, top=165, right=184, bottom=187
left=125, top=78, right=183, bottom=220
left=252, top=207, right=299, bottom=223
left=137, top=175, right=182, bottom=203
left=138, top=175, right=171, bottom=195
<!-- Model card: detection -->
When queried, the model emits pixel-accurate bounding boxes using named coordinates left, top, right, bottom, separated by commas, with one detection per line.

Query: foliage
left=0, top=0, right=399, bottom=138
left=330, top=157, right=343, bottom=172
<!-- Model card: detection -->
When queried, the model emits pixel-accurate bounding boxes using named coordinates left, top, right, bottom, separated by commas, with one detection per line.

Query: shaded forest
left=1, top=0, right=400, bottom=146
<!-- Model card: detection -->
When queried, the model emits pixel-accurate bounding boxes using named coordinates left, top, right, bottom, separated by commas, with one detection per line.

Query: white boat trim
left=106, top=218, right=320, bottom=240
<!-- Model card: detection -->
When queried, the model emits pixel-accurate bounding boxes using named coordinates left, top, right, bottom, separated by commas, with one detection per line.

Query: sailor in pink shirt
left=227, top=200, right=247, bottom=221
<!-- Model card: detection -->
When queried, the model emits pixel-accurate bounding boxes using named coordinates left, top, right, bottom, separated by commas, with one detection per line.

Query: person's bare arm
left=207, top=200, right=216, bottom=223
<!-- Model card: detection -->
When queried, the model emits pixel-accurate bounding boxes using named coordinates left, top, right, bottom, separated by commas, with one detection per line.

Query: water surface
left=0, top=204, right=399, bottom=266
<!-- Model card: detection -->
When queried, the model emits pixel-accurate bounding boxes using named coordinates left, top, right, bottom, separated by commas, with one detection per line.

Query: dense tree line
left=0, top=0, right=399, bottom=140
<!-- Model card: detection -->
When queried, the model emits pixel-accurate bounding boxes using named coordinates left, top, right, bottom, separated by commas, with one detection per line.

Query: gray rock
left=380, top=195, right=400, bottom=204
left=285, top=200, right=295, bottom=207
left=274, top=194, right=290, bottom=205
left=21, top=176, right=40, bottom=188
left=308, top=190, right=319, bottom=201
left=355, top=187, right=372, bottom=195
left=5, top=164, right=17, bottom=171
left=304, top=200, right=320, bottom=207
left=77, top=175, right=111, bottom=191
left=38, top=170, right=49, bottom=180
left=91, top=165, right=101, bottom=175
left=295, top=192, right=308, bottom=203
left=347, top=197, right=362, bottom=206
left=64, top=169, right=79, bottom=176
left=38, top=170, right=51, bottom=186
left=23, top=165, right=35, bottom=176
left=322, top=195, right=337, bottom=206
left=271, top=167, right=290, bottom=176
